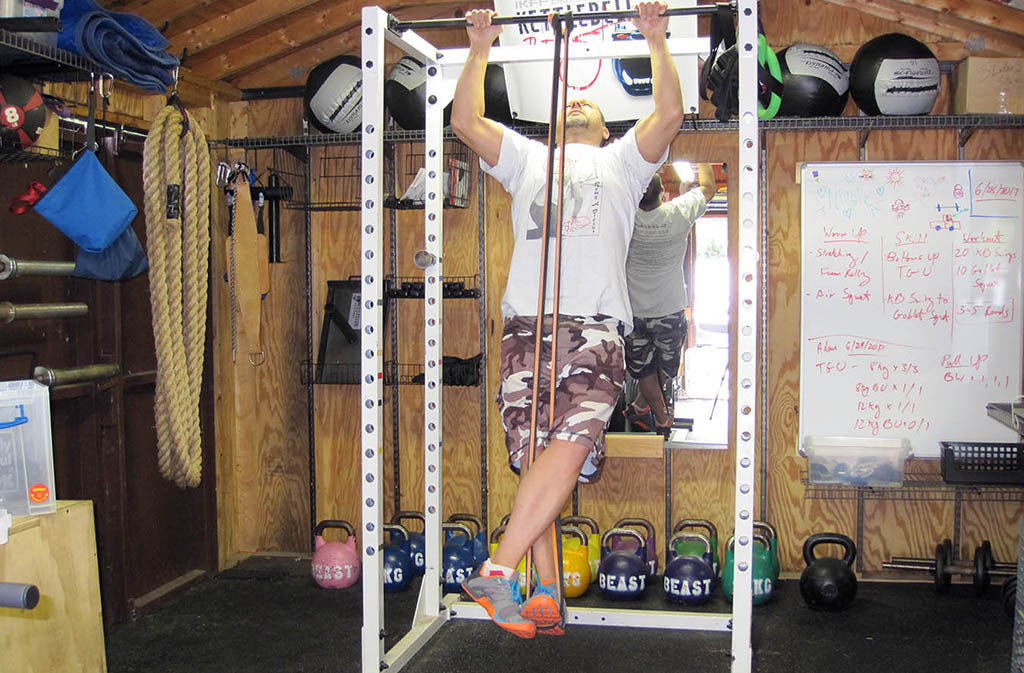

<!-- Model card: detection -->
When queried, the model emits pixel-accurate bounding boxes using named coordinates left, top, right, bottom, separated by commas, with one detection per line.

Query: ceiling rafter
left=166, top=0, right=325, bottom=58
left=227, top=3, right=465, bottom=88
left=105, top=0, right=219, bottom=27
left=909, top=0, right=1024, bottom=36
left=819, top=0, right=1024, bottom=55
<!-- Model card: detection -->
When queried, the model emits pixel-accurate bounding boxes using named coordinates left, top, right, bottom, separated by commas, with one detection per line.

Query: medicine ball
left=305, top=55, right=362, bottom=134
left=384, top=56, right=453, bottom=130
left=776, top=43, right=849, bottom=117
left=849, top=33, right=939, bottom=116
left=0, top=74, right=46, bottom=150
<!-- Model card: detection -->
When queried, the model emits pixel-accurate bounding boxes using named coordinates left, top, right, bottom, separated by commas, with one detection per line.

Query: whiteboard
left=799, top=162, right=1024, bottom=457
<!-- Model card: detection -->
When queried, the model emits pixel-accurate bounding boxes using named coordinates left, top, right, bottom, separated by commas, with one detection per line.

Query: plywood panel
left=862, top=500, right=956, bottom=571
left=0, top=502, right=107, bottom=673
left=961, top=501, right=1024, bottom=566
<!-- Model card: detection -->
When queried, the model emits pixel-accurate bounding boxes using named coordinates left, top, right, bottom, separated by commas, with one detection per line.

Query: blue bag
left=73, top=224, right=148, bottom=281
left=34, top=151, right=138, bottom=253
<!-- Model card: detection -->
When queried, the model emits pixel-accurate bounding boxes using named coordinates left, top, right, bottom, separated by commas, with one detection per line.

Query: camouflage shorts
left=624, top=310, right=687, bottom=382
left=497, top=314, right=624, bottom=484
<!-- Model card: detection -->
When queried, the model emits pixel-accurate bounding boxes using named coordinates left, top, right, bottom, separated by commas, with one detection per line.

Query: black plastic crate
left=940, top=441, right=1024, bottom=485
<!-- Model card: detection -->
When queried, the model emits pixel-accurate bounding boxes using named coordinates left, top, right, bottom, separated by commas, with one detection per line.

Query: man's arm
left=450, top=10, right=505, bottom=167
left=633, top=1, right=684, bottom=163
left=695, top=162, right=716, bottom=203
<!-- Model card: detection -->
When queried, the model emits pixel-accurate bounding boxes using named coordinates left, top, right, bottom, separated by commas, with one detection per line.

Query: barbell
left=883, top=538, right=1017, bottom=595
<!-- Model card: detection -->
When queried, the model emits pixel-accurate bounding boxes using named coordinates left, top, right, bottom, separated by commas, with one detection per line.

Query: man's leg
left=637, top=371, right=670, bottom=426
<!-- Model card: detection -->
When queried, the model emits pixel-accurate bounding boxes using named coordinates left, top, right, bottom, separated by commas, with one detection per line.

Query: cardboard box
left=953, top=57, right=1024, bottom=114
left=803, top=436, right=911, bottom=487
left=0, top=380, right=56, bottom=517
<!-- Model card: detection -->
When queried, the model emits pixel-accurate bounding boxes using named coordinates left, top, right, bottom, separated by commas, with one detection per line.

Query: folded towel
left=59, top=0, right=179, bottom=93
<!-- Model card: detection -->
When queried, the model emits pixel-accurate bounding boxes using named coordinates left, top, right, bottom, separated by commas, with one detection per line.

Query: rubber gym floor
left=105, top=555, right=1013, bottom=673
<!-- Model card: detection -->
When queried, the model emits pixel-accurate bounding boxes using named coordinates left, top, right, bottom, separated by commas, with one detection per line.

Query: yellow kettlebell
left=562, top=515, right=601, bottom=584
left=489, top=522, right=529, bottom=594
left=561, top=525, right=591, bottom=598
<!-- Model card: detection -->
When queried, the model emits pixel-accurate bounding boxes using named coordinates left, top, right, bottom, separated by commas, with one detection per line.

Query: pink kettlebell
left=311, top=520, right=360, bottom=589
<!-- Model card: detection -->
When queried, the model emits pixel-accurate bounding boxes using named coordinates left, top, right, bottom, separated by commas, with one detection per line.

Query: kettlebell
left=391, top=511, right=426, bottom=577
left=598, top=528, right=647, bottom=600
left=382, top=524, right=412, bottom=593
left=311, top=520, right=361, bottom=589
left=611, top=517, right=658, bottom=579
left=663, top=532, right=716, bottom=605
left=722, top=533, right=777, bottom=605
left=673, top=519, right=720, bottom=575
left=754, top=521, right=780, bottom=578
left=561, top=525, right=591, bottom=598
left=449, top=513, right=488, bottom=565
left=561, top=515, right=601, bottom=584
left=442, top=522, right=476, bottom=593
left=800, top=532, right=858, bottom=611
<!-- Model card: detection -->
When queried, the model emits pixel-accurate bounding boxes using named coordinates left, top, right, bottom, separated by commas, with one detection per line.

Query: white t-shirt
left=625, top=188, right=708, bottom=318
left=481, top=126, right=665, bottom=330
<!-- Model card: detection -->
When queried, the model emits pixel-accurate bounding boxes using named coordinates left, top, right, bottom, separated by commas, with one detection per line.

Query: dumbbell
left=883, top=538, right=1016, bottom=595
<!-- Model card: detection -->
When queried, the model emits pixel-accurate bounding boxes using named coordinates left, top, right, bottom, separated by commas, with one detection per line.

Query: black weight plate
left=0, top=74, right=46, bottom=150
left=981, top=540, right=994, bottom=570
left=935, top=542, right=951, bottom=594
left=974, top=546, right=990, bottom=596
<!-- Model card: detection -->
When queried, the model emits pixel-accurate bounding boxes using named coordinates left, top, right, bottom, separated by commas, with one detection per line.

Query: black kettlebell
left=800, top=532, right=857, bottom=611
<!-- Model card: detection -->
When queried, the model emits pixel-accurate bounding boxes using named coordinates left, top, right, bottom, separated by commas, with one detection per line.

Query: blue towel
left=59, top=0, right=179, bottom=93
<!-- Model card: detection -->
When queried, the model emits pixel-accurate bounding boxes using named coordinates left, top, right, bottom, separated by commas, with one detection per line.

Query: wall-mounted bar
left=33, top=363, right=120, bottom=387
left=0, top=302, right=88, bottom=323
left=0, top=582, right=40, bottom=610
left=0, top=254, right=75, bottom=280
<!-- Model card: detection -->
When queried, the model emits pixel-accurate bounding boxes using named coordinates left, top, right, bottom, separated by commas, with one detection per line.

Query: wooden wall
left=206, top=2, right=1024, bottom=577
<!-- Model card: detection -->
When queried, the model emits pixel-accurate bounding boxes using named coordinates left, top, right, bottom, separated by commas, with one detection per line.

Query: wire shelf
left=394, top=356, right=481, bottom=387
left=386, top=275, right=480, bottom=299
left=384, top=139, right=472, bottom=209
left=0, top=143, right=64, bottom=163
left=802, top=469, right=1024, bottom=502
left=0, top=29, right=98, bottom=79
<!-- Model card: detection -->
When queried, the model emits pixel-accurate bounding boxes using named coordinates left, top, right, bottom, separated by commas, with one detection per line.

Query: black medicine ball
left=777, top=43, right=849, bottom=117
left=0, top=74, right=46, bottom=150
left=384, top=56, right=453, bottom=130
left=305, top=55, right=362, bottom=134
left=849, top=33, right=939, bottom=116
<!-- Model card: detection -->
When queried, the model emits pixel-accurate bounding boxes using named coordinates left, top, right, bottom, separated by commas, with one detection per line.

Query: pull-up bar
left=389, top=2, right=734, bottom=32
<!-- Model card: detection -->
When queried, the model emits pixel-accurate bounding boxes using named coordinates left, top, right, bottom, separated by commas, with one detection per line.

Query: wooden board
left=0, top=501, right=107, bottom=673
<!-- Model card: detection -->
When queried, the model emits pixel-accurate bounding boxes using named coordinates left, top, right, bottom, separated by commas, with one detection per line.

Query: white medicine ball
left=305, top=55, right=362, bottom=134
left=776, top=43, right=849, bottom=117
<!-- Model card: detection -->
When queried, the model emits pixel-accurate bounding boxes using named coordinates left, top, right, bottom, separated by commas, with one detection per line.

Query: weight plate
left=974, top=546, right=990, bottom=596
left=934, top=542, right=951, bottom=594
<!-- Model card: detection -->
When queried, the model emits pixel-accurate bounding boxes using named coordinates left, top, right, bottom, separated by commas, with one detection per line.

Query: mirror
left=617, top=162, right=730, bottom=449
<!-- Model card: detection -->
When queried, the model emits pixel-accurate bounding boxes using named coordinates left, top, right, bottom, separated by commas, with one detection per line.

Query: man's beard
left=564, top=114, right=589, bottom=129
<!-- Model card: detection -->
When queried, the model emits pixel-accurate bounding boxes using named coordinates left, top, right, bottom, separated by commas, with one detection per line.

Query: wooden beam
left=107, top=0, right=219, bottom=27
left=166, top=0, right=323, bottom=57
left=909, top=0, right=1024, bottom=38
left=825, top=40, right=977, bottom=61
left=821, top=0, right=1024, bottom=56
left=228, top=2, right=462, bottom=88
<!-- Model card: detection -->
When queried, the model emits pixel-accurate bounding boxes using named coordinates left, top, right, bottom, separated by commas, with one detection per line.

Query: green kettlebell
left=754, top=521, right=780, bottom=578
left=721, top=533, right=777, bottom=605
left=672, top=519, right=719, bottom=575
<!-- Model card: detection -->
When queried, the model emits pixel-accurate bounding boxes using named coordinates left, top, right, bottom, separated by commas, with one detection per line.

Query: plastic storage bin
left=0, top=0, right=64, bottom=45
left=940, top=441, right=1024, bottom=485
left=0, top=380, right=56, bottom=516
left=803, top=435, right=911, bottom=487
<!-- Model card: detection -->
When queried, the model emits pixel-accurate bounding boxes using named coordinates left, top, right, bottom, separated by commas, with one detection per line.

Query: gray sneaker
left=462, top=565, right=537, bottom=639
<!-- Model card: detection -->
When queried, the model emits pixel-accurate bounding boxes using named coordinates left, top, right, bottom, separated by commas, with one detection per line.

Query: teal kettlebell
left=721, top=533, right=777, bottom=605
left=754, top=521, right=780, bottom=578
left=673, top=519, right=719, bottom=575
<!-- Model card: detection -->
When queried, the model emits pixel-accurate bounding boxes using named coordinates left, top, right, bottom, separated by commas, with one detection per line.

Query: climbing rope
left=143, top=103, right=211, bottom=488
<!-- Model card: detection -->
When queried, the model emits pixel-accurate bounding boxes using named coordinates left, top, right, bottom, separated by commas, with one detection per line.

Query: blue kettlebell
left=391, top=511, right=425, bottom=577
left=441, top=522, right=475, bottom=593
left=598, top=528, right=647, bottom=600
left=663, top=532, right=716, bottom=606
left=611, top=517, right=658, bottom=579
left=382, top=524, right=412, bottom=593
left=448, top=513, right=488, bottom=565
